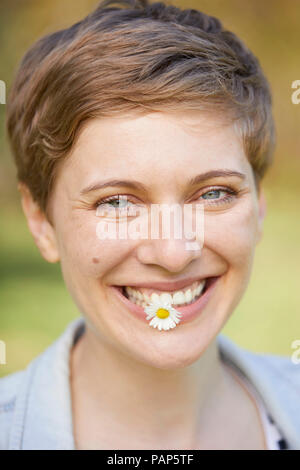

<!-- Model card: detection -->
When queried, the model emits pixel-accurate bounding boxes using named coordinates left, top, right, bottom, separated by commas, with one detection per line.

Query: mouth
left=121, top=278, right=212, bottom=307
left=112, top=276, right=220, bottom=325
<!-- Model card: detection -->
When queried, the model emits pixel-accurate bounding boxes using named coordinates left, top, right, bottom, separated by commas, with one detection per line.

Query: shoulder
left=218, top=334, right=300, bottom=449
left=240, top=345, right=300, bottom=387
left=258, top=350, right=300, bottom=375
left=217, top=335, right=300, bottom=402
left=240, top=350, right=300, bottom=449
left=251, top=350, right=300, bottom=393
left=218, top=333, right=299, bottom=387
left=0, top=369, right=26, bottom=450
left=0, top=317, right=84, bottom=450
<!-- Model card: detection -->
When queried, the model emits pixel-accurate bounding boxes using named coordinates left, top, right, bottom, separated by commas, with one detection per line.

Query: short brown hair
left=6, top=0, right=275, bottom=219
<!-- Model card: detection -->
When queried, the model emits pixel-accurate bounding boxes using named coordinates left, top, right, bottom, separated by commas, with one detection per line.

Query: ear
left=256, top=187, right=267, bottom=244
left=18, top=182, right=60, bottom=263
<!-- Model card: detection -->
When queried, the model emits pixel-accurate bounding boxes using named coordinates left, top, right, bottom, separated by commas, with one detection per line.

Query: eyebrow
left=80, top=170, right=246, bottom=195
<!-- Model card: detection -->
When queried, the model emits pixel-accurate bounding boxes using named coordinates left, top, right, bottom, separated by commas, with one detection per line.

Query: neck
left=70, top=322, right=227, bottom=449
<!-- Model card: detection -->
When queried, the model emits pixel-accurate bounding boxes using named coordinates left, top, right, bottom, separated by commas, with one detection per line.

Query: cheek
left=203, top=199, right=259, bottom=268
left=55, top=213, right=134, bottom=279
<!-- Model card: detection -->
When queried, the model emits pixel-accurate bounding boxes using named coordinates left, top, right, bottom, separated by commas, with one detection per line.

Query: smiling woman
left=0, top=0, right=299, bottom=451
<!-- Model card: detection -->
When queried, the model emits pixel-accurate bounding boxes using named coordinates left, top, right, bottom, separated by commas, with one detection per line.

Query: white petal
left=145, top=297, right=183, bottom=330
left=144, top=305, right=156, bottom=316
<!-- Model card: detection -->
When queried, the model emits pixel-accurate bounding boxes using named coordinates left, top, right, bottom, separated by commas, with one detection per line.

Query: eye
left=201, top=189, right=227, bottom=200
left=96, top=195, right=133, bottom=209
left=94, top=195, right=139, bottom=217
left=100, top=196, right=131, bottom=209
left=198, top=187, right=238, bottom=205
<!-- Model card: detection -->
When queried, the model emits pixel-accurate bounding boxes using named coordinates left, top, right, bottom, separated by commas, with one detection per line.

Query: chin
left=120, top=329, right=216, bottom=371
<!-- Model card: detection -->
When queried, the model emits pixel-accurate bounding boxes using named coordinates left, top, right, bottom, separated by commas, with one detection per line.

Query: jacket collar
left=9, top=317, right=84, bottom=450
left=217, top=334, right=300, bottom=450
left=8, top=317, right=300, bottom=450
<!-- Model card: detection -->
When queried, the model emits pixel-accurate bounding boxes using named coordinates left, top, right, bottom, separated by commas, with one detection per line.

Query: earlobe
left=18, top=183, right=60, bottom=263
left=37, top=229, right=60, bottom=263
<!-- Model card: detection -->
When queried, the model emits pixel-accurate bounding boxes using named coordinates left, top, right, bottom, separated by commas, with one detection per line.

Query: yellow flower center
left=156, top=308, right=170, bottom=319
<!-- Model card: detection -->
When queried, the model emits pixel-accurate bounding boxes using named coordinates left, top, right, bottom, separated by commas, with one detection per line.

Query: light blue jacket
left=0, top=317, right=299, bottom=450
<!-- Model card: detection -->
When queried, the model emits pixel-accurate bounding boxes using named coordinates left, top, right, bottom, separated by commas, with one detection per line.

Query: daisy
left=144, top=297, right=183, bottom=331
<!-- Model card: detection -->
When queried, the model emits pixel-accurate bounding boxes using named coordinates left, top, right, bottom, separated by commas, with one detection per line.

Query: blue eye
left=106, top=198, right=131, bottom=209
left=96, top=196, right=133, bottom=210
left=201, top=189, right=225, bottom=200
left=199, top=188, right=238, bottom=206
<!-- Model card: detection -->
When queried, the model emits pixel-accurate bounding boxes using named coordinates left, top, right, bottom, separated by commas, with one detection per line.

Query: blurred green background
left=0, top=0, right=299, bottom=377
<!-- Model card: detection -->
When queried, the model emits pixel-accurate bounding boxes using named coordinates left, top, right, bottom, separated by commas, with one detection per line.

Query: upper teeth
left=125, top=280, right=206, bottom=307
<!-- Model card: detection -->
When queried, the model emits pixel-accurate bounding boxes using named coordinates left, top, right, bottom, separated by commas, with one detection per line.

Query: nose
left=135, top=236, right=202, bottom=273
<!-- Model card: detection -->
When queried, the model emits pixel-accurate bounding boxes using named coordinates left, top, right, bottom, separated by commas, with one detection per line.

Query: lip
left=111, top=276, right=220, bottom=326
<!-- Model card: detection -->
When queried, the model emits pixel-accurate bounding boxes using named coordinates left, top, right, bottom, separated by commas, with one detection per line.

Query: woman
left=0, top=0, right=299, bottom=450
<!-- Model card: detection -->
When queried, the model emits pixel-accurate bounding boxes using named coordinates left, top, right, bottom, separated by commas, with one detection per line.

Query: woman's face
left=31, top=110, right=266, bottom=369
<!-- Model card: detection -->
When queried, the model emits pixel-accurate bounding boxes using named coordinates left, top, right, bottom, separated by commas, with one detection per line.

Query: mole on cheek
left=92, top=257, right=99, bottom=264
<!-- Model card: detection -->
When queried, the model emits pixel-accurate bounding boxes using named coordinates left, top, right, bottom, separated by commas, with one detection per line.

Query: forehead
left=56, top=110, right=253, bottom=187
